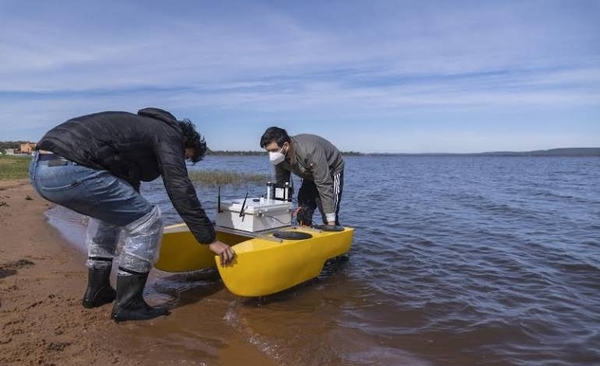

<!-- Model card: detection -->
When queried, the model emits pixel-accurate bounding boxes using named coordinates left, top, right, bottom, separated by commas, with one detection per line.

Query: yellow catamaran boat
left=154, top=185, right=354, bottom=297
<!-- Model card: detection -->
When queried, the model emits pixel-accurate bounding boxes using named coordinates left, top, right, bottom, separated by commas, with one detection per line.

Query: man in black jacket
left=30, top=107, right=235, bottom=322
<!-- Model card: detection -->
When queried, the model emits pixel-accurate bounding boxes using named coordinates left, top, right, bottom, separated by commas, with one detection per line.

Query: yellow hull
left=154, top=223, right=250, bottom=272
left=216, top=226, right=354, bottom=296
left=154, top=224, right=354, bottom=296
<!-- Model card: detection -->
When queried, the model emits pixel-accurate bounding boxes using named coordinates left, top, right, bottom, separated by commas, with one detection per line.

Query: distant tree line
left=205, top=148, right=599, bottom=157
left=206, top=149, right=363, bottom=156
left=480, top=148, right=600, bottom=157
left=206, top=150, right=264, bottom=156
left=368, top=148, right=600, bottom=157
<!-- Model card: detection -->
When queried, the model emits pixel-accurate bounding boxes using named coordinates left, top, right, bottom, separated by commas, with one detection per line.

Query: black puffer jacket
left=37, top=108, right=216, bottom=244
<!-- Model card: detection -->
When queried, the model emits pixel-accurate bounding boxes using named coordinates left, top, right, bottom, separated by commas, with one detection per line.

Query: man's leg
left=82, top=219, right=120, bottom=308
left=76, top=174, right=168, bottom=322
left=327, top=171, right=348, bottom=264
left=332, top=171, right=344, bottom=226
left=314, top=171, right=344, bottom=226
left=30, top=162, right=168, bottom=321
left=296, top=180, right=318, bottom=226
left=112, top=205, right=169, bottom=322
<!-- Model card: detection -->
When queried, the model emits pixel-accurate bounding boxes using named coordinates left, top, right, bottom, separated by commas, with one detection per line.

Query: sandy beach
left=0, top=180, right=278, bottom=366
left=0, top=179, right=142, bottom=365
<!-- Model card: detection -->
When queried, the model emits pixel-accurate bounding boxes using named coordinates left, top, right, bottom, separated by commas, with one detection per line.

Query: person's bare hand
left=208, top=240, right=235, bottom=265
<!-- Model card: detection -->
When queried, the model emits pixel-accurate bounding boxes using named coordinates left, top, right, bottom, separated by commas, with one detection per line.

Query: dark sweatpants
left=296, top=171, right=343, bottom=226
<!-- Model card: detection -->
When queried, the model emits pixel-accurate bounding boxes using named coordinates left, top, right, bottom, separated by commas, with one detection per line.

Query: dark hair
left=179, top=119, right=207, bottom=163
left=260, top=127, right=290, bottom=148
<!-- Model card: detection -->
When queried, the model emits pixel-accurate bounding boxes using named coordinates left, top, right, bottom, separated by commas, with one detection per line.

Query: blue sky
left=1, top=0, right=599, bottom=153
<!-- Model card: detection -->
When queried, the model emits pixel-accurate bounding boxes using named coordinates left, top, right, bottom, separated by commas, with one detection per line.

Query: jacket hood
left=137, top=107, right=178, bottom=125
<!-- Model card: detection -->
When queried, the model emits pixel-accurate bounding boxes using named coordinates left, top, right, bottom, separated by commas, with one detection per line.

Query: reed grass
left=0, top=155, right=31, bottom=180
left=189, top=169, right=271, bottom=187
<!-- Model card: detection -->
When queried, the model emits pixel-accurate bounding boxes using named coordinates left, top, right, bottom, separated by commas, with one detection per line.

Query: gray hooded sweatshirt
left=274, top=134, right=344, bottom=216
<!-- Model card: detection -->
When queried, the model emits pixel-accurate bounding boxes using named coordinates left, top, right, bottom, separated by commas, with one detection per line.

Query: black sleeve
left=154, top=137, right=216, bottom=244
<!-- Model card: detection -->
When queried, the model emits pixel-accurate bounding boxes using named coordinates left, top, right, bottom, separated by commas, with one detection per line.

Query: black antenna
left=217, top=186, right=223, bottom=213
left=239, top=192, right=248, bottom=218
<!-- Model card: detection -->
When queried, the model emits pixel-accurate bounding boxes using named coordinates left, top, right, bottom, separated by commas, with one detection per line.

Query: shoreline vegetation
left=189, top=169, right=270, bottom=187
left=1, top=147, right=599, bottom=182
left=0, top=155, right=31, bottom=180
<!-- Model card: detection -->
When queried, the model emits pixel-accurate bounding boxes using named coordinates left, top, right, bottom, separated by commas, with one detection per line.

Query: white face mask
left=269, top=146, right=286, bottom=165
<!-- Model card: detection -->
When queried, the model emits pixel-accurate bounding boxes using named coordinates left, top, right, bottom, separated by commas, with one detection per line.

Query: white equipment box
left=216, top=198, right=293, bottom=232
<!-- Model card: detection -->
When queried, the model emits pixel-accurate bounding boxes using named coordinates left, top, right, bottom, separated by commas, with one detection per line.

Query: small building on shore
left=19, top=143, right=37, bottom=154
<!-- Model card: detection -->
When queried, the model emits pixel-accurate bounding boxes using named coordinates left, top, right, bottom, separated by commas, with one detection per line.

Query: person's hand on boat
left=293, top=206, right=311, bottom=226
left=209, top=240, right=236, bottom=265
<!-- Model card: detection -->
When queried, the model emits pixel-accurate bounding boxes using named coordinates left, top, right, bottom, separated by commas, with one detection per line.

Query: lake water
left=49, top=155, right=600, bottom=365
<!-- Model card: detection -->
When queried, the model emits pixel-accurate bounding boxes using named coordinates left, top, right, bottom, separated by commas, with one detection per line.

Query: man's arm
left=154, top=140, right=216, bottom=244
left=155, top=140, right=235, bottom=263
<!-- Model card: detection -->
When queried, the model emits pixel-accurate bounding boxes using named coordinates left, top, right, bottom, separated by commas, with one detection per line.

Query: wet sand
left=0, top=180, right=278, bottom=366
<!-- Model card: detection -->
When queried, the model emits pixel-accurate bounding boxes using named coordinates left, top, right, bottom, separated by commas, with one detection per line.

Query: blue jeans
left=29, top=152, right=151, bottom=227
left=30, top=152, right=162, bottom=272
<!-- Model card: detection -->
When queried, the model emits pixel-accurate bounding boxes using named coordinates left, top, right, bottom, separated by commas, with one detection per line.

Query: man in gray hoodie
left=260, top=127, right=344, bottom=227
